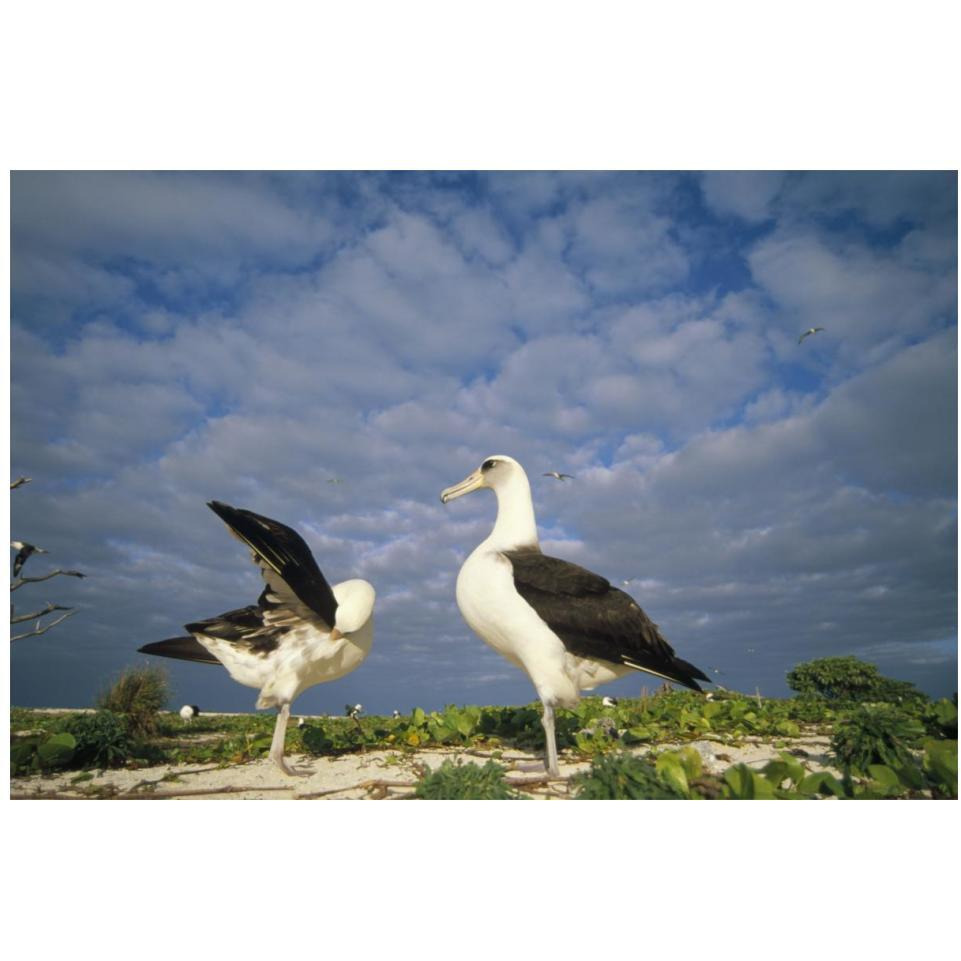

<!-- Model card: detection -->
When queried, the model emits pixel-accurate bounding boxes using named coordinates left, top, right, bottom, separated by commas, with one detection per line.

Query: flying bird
left=543, top=471, right=574, bottom=481
left=138, top=501, right=376, bottom=775
left=179, top=704, right=200, bottom=723
left=441, top=455, right=711, bottom=776
left=11, top=541, right=48, bottom=578
left=798, top=327, right=825, bottom=344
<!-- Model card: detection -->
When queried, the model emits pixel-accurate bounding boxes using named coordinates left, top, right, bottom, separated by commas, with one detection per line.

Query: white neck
left=484, top=469, right=540, bottom=552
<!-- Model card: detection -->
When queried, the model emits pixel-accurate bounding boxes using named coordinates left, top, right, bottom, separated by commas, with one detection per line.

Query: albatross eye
left=481, top=459, right=498, bottom=471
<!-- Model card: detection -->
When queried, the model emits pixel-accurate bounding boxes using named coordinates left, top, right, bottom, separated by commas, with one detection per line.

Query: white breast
left=455, top=547, right=579, bottom=708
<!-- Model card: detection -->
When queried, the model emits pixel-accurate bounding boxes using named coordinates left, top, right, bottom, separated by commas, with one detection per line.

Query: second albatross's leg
left=541, top=702, right=560, bottom=776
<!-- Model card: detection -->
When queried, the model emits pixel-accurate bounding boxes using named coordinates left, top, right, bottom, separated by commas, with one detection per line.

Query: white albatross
left=441, top=455, right=710, bottom=776
left=139, top=501, right=375, bottom=775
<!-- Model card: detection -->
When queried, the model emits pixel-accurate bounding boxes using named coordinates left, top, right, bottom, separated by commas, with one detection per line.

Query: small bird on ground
left=543, top=471, right=574, bottom=481
left=392, top=709, right=401, bottom=718
left=798, top=327, right=825, bottom=344
left=601, top=696, right=619, bottom=708
left=11, top=541, right=48, bottom=578
left=179, top=704, right=200, bottom=723
left=346, top=703, right=363, bottom=719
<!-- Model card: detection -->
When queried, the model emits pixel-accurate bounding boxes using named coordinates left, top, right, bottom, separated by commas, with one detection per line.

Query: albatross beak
left=440, top=470, right=485, bottom=504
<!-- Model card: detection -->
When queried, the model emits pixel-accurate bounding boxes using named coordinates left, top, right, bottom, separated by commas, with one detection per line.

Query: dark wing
left=504, top=550, right=710, bottom=691
left=138, top=635, right=221, bottom=665
left=207, top=500, right=338, bottom=630
left=138, top=602, right=286, bottom=663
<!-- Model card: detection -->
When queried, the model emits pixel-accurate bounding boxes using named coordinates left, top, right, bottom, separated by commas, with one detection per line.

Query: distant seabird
left=179, top=704, right=200, bottom=723
left=11, top=541, right=48, bottom=578
left=543, top=471, right=574, bottom=481
left=345, top=703, right=363, bottom=719
left=601, top=696, right=619, bottom=708
left=441, top=455, right=711, bottom=776
left=798, top=327, right=825, bottom=344
left=138, top=501, right=376, bottom=775
left=392, top=709, right=401, bottom=718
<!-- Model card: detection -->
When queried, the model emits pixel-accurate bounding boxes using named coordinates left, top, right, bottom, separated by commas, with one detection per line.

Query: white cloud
left=9, top=172, right=956, bottom=713
left=700, top=171, right=786, bottom=222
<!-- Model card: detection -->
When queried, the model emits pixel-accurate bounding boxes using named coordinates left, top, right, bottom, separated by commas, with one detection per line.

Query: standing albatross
left=138, top=501, right=375, bottom=775
left=441, top=455, right=710, bottom=776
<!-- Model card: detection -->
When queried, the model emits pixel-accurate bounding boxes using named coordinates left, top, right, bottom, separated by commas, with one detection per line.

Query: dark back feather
left=504, top=550, right=709, bottom=691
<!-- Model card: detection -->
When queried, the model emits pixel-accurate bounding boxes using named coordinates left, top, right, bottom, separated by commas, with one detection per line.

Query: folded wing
left=504, top=549, right=709, bottom=690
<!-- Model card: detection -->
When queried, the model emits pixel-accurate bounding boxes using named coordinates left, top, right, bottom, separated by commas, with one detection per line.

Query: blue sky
left=9, top=170, right=958, bottom=714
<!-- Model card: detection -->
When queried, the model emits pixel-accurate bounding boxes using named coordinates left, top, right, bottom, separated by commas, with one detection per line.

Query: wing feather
left=207, top=500, right=338, bottom=630
left=504, top=550, right=708, bottom=690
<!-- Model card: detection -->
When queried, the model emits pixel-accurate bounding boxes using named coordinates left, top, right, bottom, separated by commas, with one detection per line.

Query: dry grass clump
left=97, top=664, right=170, bottom=737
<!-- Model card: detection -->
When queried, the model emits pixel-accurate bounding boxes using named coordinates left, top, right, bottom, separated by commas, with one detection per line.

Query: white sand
left=9, top=734, right=841, bottom=800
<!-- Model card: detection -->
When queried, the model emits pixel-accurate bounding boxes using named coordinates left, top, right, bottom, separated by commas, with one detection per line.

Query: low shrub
left=97, top=664, right=170, bottom=737
left=787, top=656, right=925, bottom=703
left=830, top=704, right=926, bottom=775
left=573, top=753, right=687, bottom=800
left=67, top=710, right=136, bottom=768
left=413, top=760, right=520, bottom=799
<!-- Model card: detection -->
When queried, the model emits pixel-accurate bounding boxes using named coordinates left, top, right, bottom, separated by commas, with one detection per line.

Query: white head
left=331, top=578, right=376, bottom=635
left=441, top=455, right=538, bottom=550
left=440, top=455, right=529, bottom=503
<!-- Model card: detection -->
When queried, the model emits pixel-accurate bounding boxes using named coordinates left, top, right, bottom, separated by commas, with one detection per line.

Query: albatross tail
left=621, top=652, right=712, bottom=692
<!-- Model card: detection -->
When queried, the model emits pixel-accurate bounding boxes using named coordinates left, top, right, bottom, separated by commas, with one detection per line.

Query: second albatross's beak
left=440, top=469, right=485, bottom=504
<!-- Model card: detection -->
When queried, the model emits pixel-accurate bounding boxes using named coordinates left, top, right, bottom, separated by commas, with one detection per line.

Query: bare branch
left=11, top=570, right=87, bottom=592
left=10, top=477, right=32, bottom=490
left=10, top=608, right=77, bottom=642
left=11, top=602, right=73, bottom=624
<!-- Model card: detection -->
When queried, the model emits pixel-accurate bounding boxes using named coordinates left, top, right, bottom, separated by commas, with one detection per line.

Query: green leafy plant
left=830, top=704, right=926, bottom=775
left=786, top=656, right=925, bottom=704
left=573, top=752, right=687, bottom=800
left=921, top=699, right=958, bottom=739
left=413, top=760, right=520, bottom=799
left=921, top=739, right=958, bottom=798
left=67, top=710, right=135, bottom=768
left=97, top=664, right=170, bottom=737
left=36, top=732, right=78, bottom=770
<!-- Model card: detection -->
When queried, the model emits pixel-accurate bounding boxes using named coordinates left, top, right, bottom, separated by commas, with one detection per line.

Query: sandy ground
left=9, top=733, right=841, bottom=800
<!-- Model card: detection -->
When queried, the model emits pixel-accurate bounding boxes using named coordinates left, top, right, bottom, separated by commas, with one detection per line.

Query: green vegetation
left=9, top=657, right=958, bottom=799
left=830, top=704, right=926, bottom=775
left=96, top=664, right=170, bottom=737
left=573, top=752, right=686, bottom=799
left=786, top=655, right=926, bottom=704
left=67, top=711, right=136, bottom=768
left=413, top=760, right=521, bottom=799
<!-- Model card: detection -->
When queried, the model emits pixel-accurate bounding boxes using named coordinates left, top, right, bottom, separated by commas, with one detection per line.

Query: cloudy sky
left=9, top=171, right=957, bottom=714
